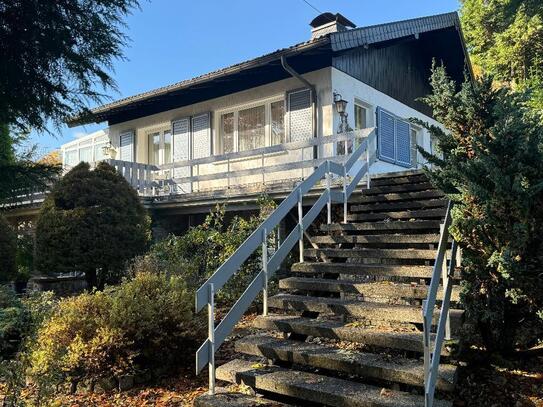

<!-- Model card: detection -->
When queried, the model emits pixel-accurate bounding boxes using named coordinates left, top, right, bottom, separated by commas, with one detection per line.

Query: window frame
left=146, top=128, right=172, bottom=165
left=216, top=94, right=286, bottom=155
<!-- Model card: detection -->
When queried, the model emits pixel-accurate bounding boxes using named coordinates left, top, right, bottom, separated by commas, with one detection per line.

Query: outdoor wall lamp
left=101, top=141, right=114, bottom=158
left=333, top=92, right=348, bottom=115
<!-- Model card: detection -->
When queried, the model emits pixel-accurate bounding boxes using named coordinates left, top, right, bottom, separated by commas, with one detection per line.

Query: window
left=238, top=105, right=265, bottom=151
left=218, top=97, right=285, bottom=154
left=65, top=150, right=77, bottom=166
left=354, top=103, right=368, bottom=130
left=271, top=100, right=285, bottom=145
left=148, top=129, right=172, bottom=165
left=163, top=130, right=172, bottom=164
left=79, top=146, right=93, bottom=163
left=148, top=132, right=160, bottom=165
left=221, top=113, right=235, bottom=154
left=94, top=143, right=108, bottom=162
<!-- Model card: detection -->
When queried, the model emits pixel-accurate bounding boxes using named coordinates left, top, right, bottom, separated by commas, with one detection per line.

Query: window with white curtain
left=221, top=112, right=235, bottom=154
left=218, top=97, right=285, bottom=154
left=65, top=150, right=78, bottom=166
left=271, top=100, right=285, bottom=145
left=79, top=146, right=93, bottom=163
left=238, top=105, right=265, bottom=151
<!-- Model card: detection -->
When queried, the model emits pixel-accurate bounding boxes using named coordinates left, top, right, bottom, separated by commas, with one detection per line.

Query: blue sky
left=32, top=0, right=460, bottom=154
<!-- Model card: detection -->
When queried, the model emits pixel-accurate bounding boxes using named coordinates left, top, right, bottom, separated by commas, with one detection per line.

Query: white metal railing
left=105, top=160, right=159, bottom=196
left=422, top=201, right=458, bottom=407
left=158, top=132, right=370, bottom=194
left=194, top=127, right=376, bottom=394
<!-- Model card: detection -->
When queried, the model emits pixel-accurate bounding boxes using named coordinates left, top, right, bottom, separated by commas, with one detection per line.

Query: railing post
left=262, top=228, right=268, bottom=316
left=261, top=151, right=265, bottom=186
left=440, top=223, right=451, bottom=340
left=298, top=188, right=304, bottom=263
left=208, top=283, right=215, bottom=395
left=343, top=166, right=348, bottom=224
left=366, top=138, right=371, bottom=189
left=326, top=161, right=332, bottom=225
left=422, top=298, right=431, bottom=407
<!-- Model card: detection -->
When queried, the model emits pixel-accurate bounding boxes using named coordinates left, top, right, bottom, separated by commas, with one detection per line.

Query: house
left=9, top=11, right=470, bottom=233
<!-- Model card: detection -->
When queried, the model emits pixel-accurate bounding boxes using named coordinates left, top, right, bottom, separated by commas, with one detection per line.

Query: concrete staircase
left=199, top=171, right=462, bottom=407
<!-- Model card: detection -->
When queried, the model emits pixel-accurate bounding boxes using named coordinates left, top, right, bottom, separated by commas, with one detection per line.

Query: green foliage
left=15, top=234, right=33, bottom=283
left=418, top=64, right=543, bottom=353
left=0, top=286, right=24, bottom=357
left=0, top=287, right=56, bottom=359
left=0, top=214, right=17, bottom=283
left=0, top=0, right=140, bottom=133
left=0, top=124, right=61, bottom=204
left=129, top=196, right=278, bottom=306
left=460, top=0, right=543, bottom=111
left=35, top=162, right=151, bottom=290
left=27, top=272, right=202, bottom=394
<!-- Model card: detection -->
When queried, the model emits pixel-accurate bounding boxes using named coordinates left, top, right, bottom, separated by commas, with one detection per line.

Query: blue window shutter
left=119, top=130, right=134, bottom=162
left=395, top=119, right=411, bottom=167
left=377, top=107, right=395, bottom=163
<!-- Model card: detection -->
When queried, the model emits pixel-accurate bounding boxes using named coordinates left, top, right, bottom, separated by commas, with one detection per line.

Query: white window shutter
left=119, top=130, right=134, bottom=162
left=172, top=118, right=192, bottom=193
left=192, top=112, right=212, bottom=159
left=288, top=89, right=313, bottom=142
left=377, top=107, right=395, bottom=163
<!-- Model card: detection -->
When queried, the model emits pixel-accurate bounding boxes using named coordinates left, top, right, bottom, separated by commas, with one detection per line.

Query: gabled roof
left=68, top=11, right=469, bottom=127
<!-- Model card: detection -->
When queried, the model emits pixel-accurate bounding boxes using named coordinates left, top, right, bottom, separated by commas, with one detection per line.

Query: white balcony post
left=343, top=166, right=348, bottom=224
left=326, top=161, right=332, bottom=225
left=366, top=139, right=371, bottom=189
left=208, top=283, right=215, bottom=395
left=262, top=228, right=268, bottom=316
left=298, top=188, right=304, bottom=263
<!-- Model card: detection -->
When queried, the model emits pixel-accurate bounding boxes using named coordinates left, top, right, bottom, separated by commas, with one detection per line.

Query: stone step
left=291, top=262, right=446, bottom=279
left=195, top=392, right=291, bottom=407
left=309, top=233, right=442, bottom=245
left=217, top=359, right=452, bottom=407
left=351, top=199, right=448, bottom=214
left=347, top=208, right=446, bottom=222
left=370, top=169, right=425, bottom=179
left=321, top=220, right=441, bottom=233
left=359, top=182, right=435, bottom=196
left=235, top=335, right=457, bottom=392
left=304, top=247, right=445, bottom=260
left=350, top=190, right=445, bottom=204
left=279, top=277, right=461, bottom=302
left=368, top=173, right=429, bottom=187
left=268, top=294, right=464, bottom=328
left=252, top=315, right=452, bottom=356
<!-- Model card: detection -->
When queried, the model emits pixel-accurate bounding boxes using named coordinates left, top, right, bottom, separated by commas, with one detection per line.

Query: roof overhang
left=68, top=11, right=471, bottom=127
left=68, top=37, right=332, bottom=127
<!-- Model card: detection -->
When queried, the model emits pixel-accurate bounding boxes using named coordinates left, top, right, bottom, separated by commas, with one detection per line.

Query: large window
left=219, top=97, right=285, bottom=154
left=147, top=129, right=171, bottom=165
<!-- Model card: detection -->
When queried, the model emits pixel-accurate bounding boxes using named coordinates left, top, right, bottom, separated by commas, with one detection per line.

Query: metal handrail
left=422, top=201, right=458, bottom=407
left=195, top=128, right=376, bottom=394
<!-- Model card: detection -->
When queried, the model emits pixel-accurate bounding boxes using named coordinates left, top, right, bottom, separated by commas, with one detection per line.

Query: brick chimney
left=310, top=12, right=356, bottom=40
